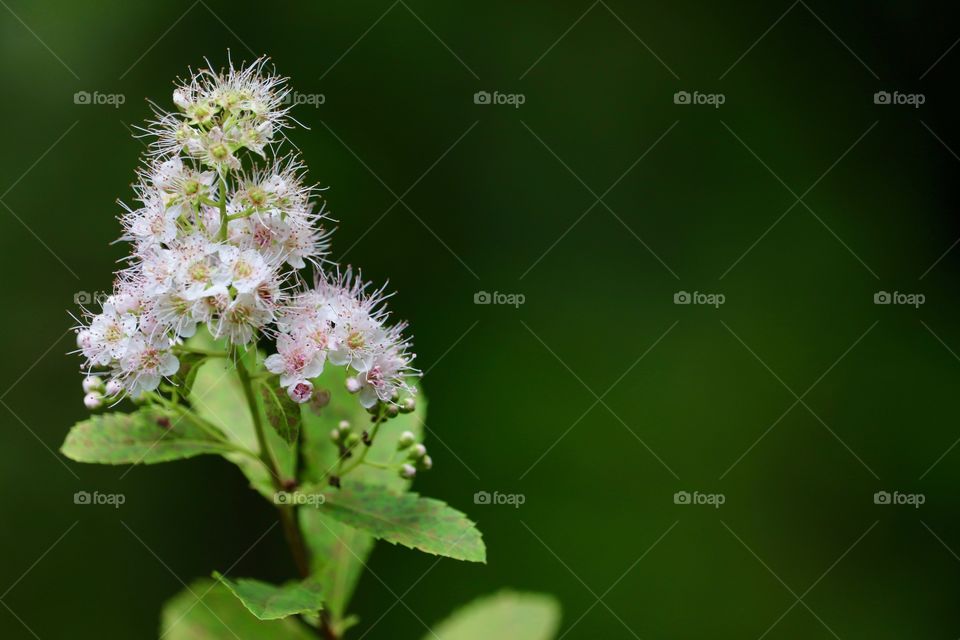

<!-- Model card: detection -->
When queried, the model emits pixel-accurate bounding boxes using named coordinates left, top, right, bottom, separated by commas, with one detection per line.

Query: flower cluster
left=74, top=57, right=418, bottom=406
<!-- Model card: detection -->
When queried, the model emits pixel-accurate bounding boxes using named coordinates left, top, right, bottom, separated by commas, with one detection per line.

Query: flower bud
left=337, top=420, right=351, bottom=433
left=386, top=404, right=400, bottom=418
left=287, top=380, right=313, bottom=404
left=105, top=379, right=123, bottom=397
left=345, top=433, right=361, bottom=448
left=83, top=392, right=103, bottom=410
left=345, top=377, right=361, bottom=394
left=408, top=443, right=427, bottom=460
left=82, top=376, right=104, bottom=394
left=399, top=397, right=416, bottom=413
left=399, top=463, right=417, bottom=479
left=418, top=455, right=433, bottom=471
left=330, top=428, right=341, bottom=443
left=397, top=431, right=416, bottom=450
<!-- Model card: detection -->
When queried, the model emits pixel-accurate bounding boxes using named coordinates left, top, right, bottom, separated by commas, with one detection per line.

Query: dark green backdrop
left=2, top=1, right=959, bottom=638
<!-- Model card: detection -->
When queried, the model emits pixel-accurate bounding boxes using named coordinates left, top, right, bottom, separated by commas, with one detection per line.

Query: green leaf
left=260, top=380, right=301, bottom=445
left=299, top=366, right=428, bottom=617
left=161, top=579, right=317, bottom=640
left=426, top=591, right=562, bottom=640
left=61, top=409, right=234, bottom=465
left=187, top=330, right=295, bottom=497
left=314, top=482, right=485, bottom=563
left=212, top=572, right=323, bottom=620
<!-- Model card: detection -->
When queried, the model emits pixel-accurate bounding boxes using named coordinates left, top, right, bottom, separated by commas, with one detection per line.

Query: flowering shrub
left=60, top=57, right=559, bottom=639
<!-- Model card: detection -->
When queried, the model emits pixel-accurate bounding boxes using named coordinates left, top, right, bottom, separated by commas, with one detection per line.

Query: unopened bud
left=408, top=443, right=427, bottom=460
left=397, top=431, right=416, bottom=450
left=105, top=379, right=123, bottom=397
left=345, top=433, right=361, bottom=448
left=83, top=392, right=103, bottom=410
left=418, top=455, right=433, bottom=471
left=399, top=463, right=417, bottom=479
left=386, top=404, right=400, bottom=418
left=399, top=397, right=416, bottom=413
left=345, top=377, right=361, bottom=394
left=82, top=376, right=104, bottom=394
left=337, top=420, right=351, bottom=433
left=330, top=428, right=341, bottom=443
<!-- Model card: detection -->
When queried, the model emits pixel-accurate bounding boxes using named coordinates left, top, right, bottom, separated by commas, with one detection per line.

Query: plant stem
left=233, top=348, right=312, bottom=579
left=218, top=171, right=229, bottom=241
left=173, top=345, right=227, bottom=357
left=338, top=406, right=386, bottom=477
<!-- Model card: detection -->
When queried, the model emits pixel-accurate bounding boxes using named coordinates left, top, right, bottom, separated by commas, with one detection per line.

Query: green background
left=2, top=1, right=959, bottom=637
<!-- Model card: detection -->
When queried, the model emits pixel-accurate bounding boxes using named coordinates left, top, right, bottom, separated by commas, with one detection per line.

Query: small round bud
left=397, top=431, right=416, bottom=450
left=330, top=428, right=341, bottom=443
left=418, top=455, right=433, bottom=471
left=390, top=389, right=400, bottom=402
left=400, top=397, right=416, bottom=413
left=310, top=389, right=331, bottom=412
left=337, top=420, right=351, bottom=433
left=105, top=379, right=123, bottom=397
left=83, top=392, right=103, bottom=410
left=408, top=443, right=427, bottom=460
left=345, top=433, right=361, bottom=448
left=82, top=376, right=104, bottom=394
left=345, top=377, right=361, bottom=394
left=287, top=381, right=313, bottom=404
left=399, top=464, right=417, bottom=479
left=386, top=404, right=400, bottom=418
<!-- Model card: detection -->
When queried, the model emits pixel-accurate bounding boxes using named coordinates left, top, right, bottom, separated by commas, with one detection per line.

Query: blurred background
left=2, top=1, right=959, bottom=637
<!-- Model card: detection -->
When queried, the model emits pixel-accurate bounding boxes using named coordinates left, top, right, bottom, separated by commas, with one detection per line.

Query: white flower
left=265, top=333, right=325, bottom=387
left=79, top=304, right=138, bottom=367
left=117, top=335, right=179, bottom=397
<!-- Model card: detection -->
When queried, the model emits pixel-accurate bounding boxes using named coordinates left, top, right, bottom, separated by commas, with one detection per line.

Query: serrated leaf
left=161, top=579, right=316, bottom=640
left=314, top=482, right=485, bottom=563
left=187, top=330, right=295, bottom=497
left=61, top=409, right=234, bottom=465
left=299, top=366, right=428, bottom=617
left=260, top=380, right=300, bottom=445
left=213, top=572, right=323, bottom=620
left=426, top=591, right=562, bottom=640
